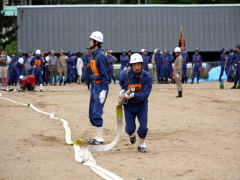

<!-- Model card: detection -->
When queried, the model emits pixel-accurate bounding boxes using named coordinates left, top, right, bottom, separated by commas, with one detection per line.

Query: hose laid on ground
left=0, top=91, right=124, bottom=180
left=87, top=104, right=123, bottom=152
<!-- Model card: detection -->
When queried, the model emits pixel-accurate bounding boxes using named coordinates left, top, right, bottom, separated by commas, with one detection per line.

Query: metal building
left=17, top=4, right=240, bottom=53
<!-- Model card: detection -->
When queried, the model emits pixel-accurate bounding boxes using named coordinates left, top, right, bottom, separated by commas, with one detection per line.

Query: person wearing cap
left=173, top=47, right=183, bottom=98
left=120, top=50, right=129, bottom=70
left=7, top=57, right=25, bottom=89
left=141, top=49, right=151, bottom=72
left=128, top=50, right=133, bottom=58
left=106, top=50, right=116, bottom=84
left=219, top=48, right=229, bottom=83
left=25, top=51, right=34, bottom=75
left=168, top=50, right=175, bottom=83
left=48, top=50, right=58, bottom=85
left=82, top=49, right=92, bottom=90
left=0, top=50, right=8, bottom=86
left=191, top=48, right=202, bottom=84
left=76, top=52, right=84, bottom=84
left=87, top=31, right=110, bottom=145
left=231, top=44, right=240, bottom=89
left=7, top=54, right=17, bottom=86
left=119, top=53, right=152, bottom=153
left=4, top=51, right=12, bottom=80
left=181, top=47, right=189, bottom=84
left=228, top=48, right=235, bottom=82
left=151, top=49, right=158, bottom=80
left=43, top=51, right=50, bottom=85
left=16, top=50, right=26, bottom=62
left=31, top=49, right=44, bottom=91
left=67, top=52, right=77, bottom=84
left=155, top=49, right=163, bottom=84
left=161, top=50, right=170, bottom=84
left=58, top=50, right=68, bottom=85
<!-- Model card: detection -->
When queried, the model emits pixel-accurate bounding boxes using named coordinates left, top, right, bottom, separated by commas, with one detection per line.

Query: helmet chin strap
left=90, top=39, right=99, bottom=50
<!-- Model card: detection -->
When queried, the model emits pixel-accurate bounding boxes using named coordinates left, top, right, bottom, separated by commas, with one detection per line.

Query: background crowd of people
left=0, top=44, right=239, bottom=91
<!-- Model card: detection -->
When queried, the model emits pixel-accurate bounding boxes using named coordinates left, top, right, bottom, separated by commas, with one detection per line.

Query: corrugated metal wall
left=17, top=5, right=240, bottom=53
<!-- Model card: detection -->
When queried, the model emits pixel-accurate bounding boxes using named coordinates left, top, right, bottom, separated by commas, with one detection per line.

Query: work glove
left=124, top=92, right=134, bottom=100
left=99, top=90, right=107, bottom=104
left=175, top=74, right=180, bottom=79
left=119, top=89, right=125, bottom=97
left=19, top=75, right=25, bottom=80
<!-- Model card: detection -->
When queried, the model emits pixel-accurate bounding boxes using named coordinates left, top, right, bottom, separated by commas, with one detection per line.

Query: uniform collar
left=92, top=48, right=101, bottom=57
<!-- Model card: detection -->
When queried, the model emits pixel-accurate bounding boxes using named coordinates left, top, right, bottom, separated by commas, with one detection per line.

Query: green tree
left=0, top=3, right=17, bottom=53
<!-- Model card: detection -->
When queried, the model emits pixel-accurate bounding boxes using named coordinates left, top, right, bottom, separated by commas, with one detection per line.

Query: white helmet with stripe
left=90, top=31, right=104, bottom=43
left=174, top=47, right=181, bottom=53
left=35, top=49, right=41, bottom=55
left=129, top=53, right=143, bottom=64
left=18, top=58, right=24, bottom=64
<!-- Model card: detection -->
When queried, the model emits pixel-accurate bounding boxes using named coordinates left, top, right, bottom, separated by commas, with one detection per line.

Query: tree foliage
left=0, top=3, right=17, bottom=50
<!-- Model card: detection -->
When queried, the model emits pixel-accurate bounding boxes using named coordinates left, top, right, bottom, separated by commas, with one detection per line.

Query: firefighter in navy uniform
left=119, top=53, right=152, bottom=153
left=31, top=49, right=44, bottom=91
left=191, top=48, right=202, bottom=84
left=88, top=31, right=110, bottom=145
left=231, top=44, right=240, bottom=89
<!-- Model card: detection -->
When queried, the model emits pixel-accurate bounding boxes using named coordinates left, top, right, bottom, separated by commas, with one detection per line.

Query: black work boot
left=88, top=138, right=104, bottom=145
left=130, top=135, right=136, bottom=144
left=165, top=78, right=169, bottom=84
left=231, top=84, right=237, bottom=89
left=176, top=91, right=182, bottom=98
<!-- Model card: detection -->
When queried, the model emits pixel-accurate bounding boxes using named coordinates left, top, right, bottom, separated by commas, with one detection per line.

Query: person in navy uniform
left=161, top=50, right=170, bottom=84
left=228, top=48, right=235, bottom=82
left=155, top=49, right=163, bottom=84
left=181, top=47, right=189, bottom=84
left=120, top=50, right=129, bottom=70
left=168, top=51, right=175, bottom=83
left=128, top=50, right=133, bottom=59
left=231, top=44, right=240, bottom=89
left=219, top=48, right=229, bottom=83
left=7, top=57, right=25, bottom=89
left=191, top=48, right=202, bottom=84
left=31, top=49, right=44, bottom=91
left=88, top=31, right=110, bottom=145
left=119, top=53, right=152, bottom=153
left=106, top=50, right=116, bottom=84
left=141, top=49, right=151, bottom=72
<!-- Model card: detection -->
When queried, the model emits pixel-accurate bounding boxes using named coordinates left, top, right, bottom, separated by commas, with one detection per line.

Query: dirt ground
left=0, top=81, right=240, bottom=180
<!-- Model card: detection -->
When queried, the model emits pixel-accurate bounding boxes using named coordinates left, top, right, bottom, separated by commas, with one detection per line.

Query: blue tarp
left=208, top=66, right=227, bottom=81
left=187, top=66, right=227, bottom=82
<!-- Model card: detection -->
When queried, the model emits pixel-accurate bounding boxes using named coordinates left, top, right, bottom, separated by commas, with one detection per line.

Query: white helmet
left=141, top=49, right=145, bottom=53
left=35, top=49, right=41, bottom=55
left=18, top=58, right=24, bottom=64
left=90, top=31, right=104, bottom=43
left=130, top=53, right=143, bottom=64
left=174, top=47, right=181, bottom=53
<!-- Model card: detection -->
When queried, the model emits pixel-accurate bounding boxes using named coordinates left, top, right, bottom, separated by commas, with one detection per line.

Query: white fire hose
left=0, top=91, right=124, bottom=180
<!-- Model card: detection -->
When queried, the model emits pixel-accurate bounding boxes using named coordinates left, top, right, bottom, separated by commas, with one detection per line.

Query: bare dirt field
left=0, top=82, right=240, bottom=180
